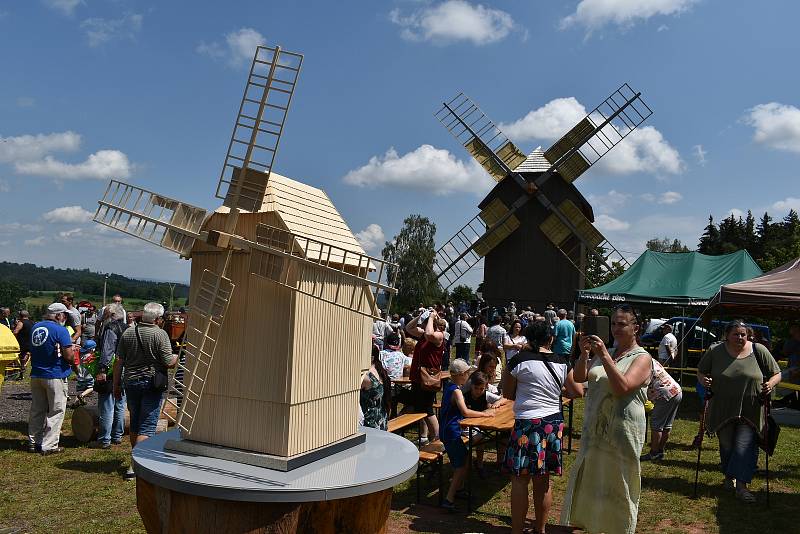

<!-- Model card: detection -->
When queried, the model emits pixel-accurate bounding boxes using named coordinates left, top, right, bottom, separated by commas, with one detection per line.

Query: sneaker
left=419, top=437, right=430, bottom=446
left=440, top=499, right=457, bottom=512
left=640, top=451, right=664, bottom=462
left=111, top=439, right=123, bottom=445
left=723, top=477, right=737, bottom=491
left=736, top=487, right=756, bottom=503
left=88, top=441, right=111, bottom=450
left=27, top=443, right=41, bottom=453
left=124, top=467, right=136, bottom=480
left=41, top=446, right=65, bottom=456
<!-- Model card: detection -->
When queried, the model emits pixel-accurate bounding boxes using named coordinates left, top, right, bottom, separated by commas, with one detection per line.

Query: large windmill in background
left=433, top=84, right=652, bottom=309
left=93, top=45, right=396, bottom=469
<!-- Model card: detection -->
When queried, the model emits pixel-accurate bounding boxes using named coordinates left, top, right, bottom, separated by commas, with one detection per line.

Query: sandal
left=723, top=477, right=737, bottom=491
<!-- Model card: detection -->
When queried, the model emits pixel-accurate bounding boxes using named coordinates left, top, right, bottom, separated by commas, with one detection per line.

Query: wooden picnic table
left=391, top=370, right=450, bottom=385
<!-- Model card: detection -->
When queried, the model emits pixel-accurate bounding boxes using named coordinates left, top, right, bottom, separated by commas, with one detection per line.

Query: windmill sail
left=433, top=84, right=650, bottom=288
left=162, top=269, right=235, bottom=434
left=216, top=45, right=303, bottom=213
left=94, top=180, right=207, bottom=257
left=435, top=92, right=527, bottom=183
left=246, top=224, right=396, bottom=318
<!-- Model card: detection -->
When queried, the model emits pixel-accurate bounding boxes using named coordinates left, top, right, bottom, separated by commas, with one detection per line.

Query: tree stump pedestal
left=132, top=428, right=418, bottom=534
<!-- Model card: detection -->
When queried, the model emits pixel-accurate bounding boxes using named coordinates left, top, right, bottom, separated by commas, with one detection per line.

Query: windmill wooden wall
left=182, top=174, right=374, bottom=457
left=479, top=171, right=591, bottom=311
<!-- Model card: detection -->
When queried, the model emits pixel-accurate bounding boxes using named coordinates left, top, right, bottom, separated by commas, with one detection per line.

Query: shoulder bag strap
left=134, top=324, right=158, bottom=365
left=541, top=356, right=564, bottom=412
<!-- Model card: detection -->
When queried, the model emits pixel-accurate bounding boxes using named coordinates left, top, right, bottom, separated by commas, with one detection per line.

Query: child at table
left=439, top=359, right=495, bottom=511
left=463, top=370, right=509, bottom=477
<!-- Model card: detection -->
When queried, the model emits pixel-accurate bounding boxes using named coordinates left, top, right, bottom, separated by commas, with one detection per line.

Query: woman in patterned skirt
left=502, top=321, right=584, bottom=534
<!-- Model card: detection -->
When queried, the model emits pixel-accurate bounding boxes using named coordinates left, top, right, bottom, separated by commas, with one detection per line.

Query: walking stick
left=693, top=389, right=712, bottom=499
left=763, top=394, right=771, bottom=507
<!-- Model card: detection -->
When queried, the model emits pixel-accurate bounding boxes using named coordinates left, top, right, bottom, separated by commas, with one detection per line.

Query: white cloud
left=2, top=223, right=42, bottom=234
left=561, top=0, right=698, bottom=32
left=343, top=144, right=491, bottom=195
left=658, top=191, right=682, bottom=204
left=43, top=0, right=82, bottom=16
left=500, top=97, right=587, bottom=141
left=657, top=24, right=670, bottom=32
left=0, top=131, right=81, bottom=162
left=772, top=197, right=800, bottom=214
left=390, top=0, right=515, bottom=45
left=594, top=214, right=630, bottom=231
left=197, top=28, right=266, bottom=68
left=81, top=13, right=143, bottom=47
left=0, top=179, right=8, bottom=193
left=355, top=224, right=385, bottom=253
left=693, top=144, right=707, bottom=165
left=24, top=236, right=46, bottom=246
left=16, top=97, right=35, bottom=108
left=587, top=190, right=631, bottom=214
left=58, top=228, right=83, bottom=239
left=640, top=193, right=656, bottom=202
left=14, top=149, right=131, bottom=180
left=502, top=97, right=683, bottom=176
left=43, top=205, right=94, bottom=224
left=744, top=102, right=800, bottom=153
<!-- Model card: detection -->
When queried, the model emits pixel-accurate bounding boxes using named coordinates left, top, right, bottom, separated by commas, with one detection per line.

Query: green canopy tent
left=576, top=250, right=763, bottom=308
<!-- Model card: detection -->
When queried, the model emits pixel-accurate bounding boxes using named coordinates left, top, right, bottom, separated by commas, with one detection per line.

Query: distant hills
left=0, top=261, right=189, bottom=301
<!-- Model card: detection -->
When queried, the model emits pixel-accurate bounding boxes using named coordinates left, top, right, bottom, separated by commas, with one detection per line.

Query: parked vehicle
left=640, top=316, right=771, bottom=366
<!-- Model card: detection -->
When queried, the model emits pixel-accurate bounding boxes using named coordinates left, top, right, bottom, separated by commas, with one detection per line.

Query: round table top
left=132, top=427, right=418, bottom=502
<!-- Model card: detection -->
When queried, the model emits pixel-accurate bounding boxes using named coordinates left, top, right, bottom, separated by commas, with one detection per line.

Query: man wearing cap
left=60, top=294, right=82, bottom=344
left=28, top=302, right=74, bottom=455
left=91, top=302, right=127, bottom=449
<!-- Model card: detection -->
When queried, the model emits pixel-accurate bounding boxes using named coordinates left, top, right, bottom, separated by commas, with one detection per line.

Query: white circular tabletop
left=132, top=427, right=419, bottom=502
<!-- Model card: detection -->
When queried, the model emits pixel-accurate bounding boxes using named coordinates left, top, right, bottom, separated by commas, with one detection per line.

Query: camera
left=419, top=309, right=432, bottom=323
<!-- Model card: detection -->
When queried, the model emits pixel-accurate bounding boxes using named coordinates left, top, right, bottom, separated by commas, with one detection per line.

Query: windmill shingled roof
left=513, top=147, right=552, bottom=173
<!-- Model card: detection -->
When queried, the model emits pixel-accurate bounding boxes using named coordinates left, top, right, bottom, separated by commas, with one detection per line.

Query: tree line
left=0, top=261, right=189, bottom=310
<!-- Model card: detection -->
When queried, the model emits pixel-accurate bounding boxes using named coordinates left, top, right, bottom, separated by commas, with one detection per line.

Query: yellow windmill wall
left=182, top=211, right=373, bottom=457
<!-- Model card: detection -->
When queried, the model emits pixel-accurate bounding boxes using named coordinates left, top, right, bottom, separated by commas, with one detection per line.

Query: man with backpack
left=89, top=303, right=127, bottom=450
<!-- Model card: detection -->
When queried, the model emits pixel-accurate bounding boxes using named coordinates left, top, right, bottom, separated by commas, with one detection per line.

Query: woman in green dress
left=697, top=320, right=781, bottom=503
left=561, top=305, right=652, bottom=534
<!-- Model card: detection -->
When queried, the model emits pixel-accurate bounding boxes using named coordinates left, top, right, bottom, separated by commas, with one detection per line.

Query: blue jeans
left=125, top=378, right=164, bottom=437
left=455, top=342, right=471, bottom=363
left=717, top=420, right=758, bottom=483
left=97, top=390, right=126, bottom=444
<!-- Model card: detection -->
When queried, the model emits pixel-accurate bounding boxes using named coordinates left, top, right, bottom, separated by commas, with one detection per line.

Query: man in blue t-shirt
left=553, top=308, right=576, bottom=358
left=28, top=302, right=74, bottom=455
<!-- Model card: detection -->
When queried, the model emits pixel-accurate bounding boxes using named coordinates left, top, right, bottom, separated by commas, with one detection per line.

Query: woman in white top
left=501, top=321, right=584, bottom=534
left=503, top=319, right=526, bottom=362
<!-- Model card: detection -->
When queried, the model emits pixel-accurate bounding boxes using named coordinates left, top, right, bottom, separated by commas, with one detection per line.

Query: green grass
left=2, top=375, right=799, bottom=532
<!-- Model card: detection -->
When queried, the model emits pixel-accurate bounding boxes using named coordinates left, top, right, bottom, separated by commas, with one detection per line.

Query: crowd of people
left=360, top=301, right=789, bottom=533
left=1, top=294, right=176, bottom=480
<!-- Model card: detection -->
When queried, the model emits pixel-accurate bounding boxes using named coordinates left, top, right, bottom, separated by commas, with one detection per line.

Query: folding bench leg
left=416, top=460, right=421, bottom=504
left=438, top=456, right=443, bottom=506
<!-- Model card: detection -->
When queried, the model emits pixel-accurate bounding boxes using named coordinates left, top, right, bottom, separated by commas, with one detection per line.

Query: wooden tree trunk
left=137, top=478, right=392, bottom=534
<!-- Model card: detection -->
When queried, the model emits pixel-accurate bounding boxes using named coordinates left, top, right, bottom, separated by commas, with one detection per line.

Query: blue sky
left=2, top=0, right=799, bottom=290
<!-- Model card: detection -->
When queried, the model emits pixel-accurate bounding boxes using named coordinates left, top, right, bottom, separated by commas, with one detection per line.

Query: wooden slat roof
left=513, top=147, right=551, bottom=173
left=215, top=172, right=370, bottom=267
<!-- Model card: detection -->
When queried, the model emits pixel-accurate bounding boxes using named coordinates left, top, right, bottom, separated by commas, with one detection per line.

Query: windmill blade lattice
left=435, top=92, right=527, bottom=183
left=246, top=224, right=397, bottom=318
left=94, top=180, right=207, bottom=257
left=542, top=83, right=653, bottom=184
left=216, top=45, right=303, bottom=213
left=162, top=269, right=235, bottom=433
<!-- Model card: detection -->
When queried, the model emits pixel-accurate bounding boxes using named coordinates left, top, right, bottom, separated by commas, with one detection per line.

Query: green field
left=23, top=291, right=188, bottom=313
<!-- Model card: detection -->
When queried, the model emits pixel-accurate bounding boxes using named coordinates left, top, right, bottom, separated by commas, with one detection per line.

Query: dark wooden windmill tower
left=478, top=147, right=595, bottom=309
left=433, top=85, right=654, bottom=308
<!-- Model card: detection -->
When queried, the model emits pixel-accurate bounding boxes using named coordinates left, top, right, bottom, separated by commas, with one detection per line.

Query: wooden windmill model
left=433, top=84, right=653, bottom=307
left=93, top=45, right=396, bottom=470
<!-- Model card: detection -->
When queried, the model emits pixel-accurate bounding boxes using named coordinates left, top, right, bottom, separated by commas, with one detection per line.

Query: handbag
left=753, top=343, right=780, bottom=455
left=135, top=324, right=168, bottom=393
left=420, top=366, right=442, bottom=391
